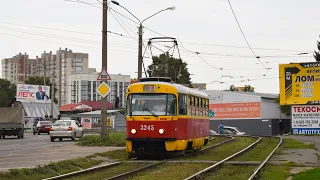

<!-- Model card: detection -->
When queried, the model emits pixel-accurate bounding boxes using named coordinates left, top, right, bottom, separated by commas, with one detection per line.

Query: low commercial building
left=204, top=90, right=290, bottom=136
left=66, top=72, right=130, bottom=108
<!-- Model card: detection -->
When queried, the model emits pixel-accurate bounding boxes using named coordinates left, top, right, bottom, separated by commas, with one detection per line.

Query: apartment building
left=66, top=72, right=130, bottom=108
left=1, top=53, right=37, bottom=84
left=1, top=48, right=90, bottom=107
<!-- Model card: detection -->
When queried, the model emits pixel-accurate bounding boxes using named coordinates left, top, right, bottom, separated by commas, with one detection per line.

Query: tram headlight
left=159, top=129, right=164, bottom=134
left=131, top=129, right=136, bottom=134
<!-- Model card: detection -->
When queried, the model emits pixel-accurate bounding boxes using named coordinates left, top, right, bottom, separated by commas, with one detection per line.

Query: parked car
left=49, top=120, right=83, bottom=142
left=33, top=121, right=53, bottom=135
left=209, top=129, right=219, bottom=135
left=223, top=126, right=246, bottom=135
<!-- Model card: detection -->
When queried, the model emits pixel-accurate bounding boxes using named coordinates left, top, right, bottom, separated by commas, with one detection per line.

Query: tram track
left=184, top=136, right=282, bottom=180
left=248, top=136, right=283, bottom=180
left=43, top=135, right=234, bottom=180
left=184, top=136, right=262, bottom=180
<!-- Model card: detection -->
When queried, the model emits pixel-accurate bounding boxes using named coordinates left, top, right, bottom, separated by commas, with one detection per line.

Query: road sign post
left=97, top=67, right=111, bottom=139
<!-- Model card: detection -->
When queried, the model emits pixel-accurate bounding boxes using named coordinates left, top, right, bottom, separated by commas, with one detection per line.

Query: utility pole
left=58, top=51, right=62, bottom=108
left=101, top=0, right=109, bottom=139
left=43, top=51, right=46, bottom=79
left=50, top=71, right=55, bottom=118
left=138, top=25, right=143, bottom=79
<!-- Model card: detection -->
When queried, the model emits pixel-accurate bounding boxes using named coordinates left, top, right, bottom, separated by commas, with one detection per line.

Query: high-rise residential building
left=1, top=48, right=90, bottom=107
left=1, top=53, right=36, bottom=84
left=66, top=72, right=130, bottom=108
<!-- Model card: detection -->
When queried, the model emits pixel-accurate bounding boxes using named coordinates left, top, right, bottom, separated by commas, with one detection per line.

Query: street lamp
left=111, top=1, right=175, bottom=79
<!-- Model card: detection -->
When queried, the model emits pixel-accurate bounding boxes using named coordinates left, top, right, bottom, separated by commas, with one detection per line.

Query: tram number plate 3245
left=140, top=125, right=155, bottom=131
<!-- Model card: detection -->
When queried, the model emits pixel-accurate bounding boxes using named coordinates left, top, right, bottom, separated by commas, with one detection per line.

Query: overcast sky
left=0, top=0, right=318, bottom=94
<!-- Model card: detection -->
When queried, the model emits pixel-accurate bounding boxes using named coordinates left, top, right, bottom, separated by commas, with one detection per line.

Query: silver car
left=50, top=120, right=83, bottom=142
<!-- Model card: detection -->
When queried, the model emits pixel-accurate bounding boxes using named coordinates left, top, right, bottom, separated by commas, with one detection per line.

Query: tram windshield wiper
left=143, top=107, right=158, bottom=117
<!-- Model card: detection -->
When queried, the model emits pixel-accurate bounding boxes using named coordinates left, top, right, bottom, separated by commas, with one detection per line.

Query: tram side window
left=206, top=99, right=209, bottom=116
left=200, top=98, right=203, bottom=116
left=178, top=94, right=187, bottom=115
left=167, top=94, right=177, bottom=115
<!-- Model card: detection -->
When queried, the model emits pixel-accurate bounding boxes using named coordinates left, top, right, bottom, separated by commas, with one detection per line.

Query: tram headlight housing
left=131, top=129, right=136, bottom=134
left=159, top=129, right=164, bottom=134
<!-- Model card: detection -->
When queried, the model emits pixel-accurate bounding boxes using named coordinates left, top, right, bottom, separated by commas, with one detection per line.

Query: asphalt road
left=0, top=133, right=123, bottom=171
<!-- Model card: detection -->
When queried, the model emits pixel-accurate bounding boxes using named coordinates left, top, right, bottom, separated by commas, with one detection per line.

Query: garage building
left=203, top=90, right=290, bottom=136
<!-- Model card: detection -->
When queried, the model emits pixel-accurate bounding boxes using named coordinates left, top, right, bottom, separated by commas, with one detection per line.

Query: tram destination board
left=279, top=62, right=320, bottom=105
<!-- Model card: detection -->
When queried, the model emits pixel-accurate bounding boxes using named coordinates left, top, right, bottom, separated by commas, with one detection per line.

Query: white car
left=223, top=126, right=246, bottom=135
left=50, top=120, right=83, bottom=142
left=209, top=129, right=219, bottom=135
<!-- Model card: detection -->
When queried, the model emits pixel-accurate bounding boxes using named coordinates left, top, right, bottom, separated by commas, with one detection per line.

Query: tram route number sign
left=291, top=105, right=320, bottom=135
left=279, top=62, right=320, bottom=105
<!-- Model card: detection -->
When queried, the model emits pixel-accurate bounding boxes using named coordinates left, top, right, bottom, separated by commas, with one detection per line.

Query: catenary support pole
left=101, top=0, right=109, bottom=139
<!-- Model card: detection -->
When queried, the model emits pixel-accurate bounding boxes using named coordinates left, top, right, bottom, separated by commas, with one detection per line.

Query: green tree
left=147, top=53, right=191, bottom=85
left=274, top=95, right=291, bottom=116
left=244, top=85, right=255, bottom=92
left=313, top=41, right=320, bottom=62
left=229, top=84, right=238, bottom=91
left=0, top=79, right=16, bottom=107
left=24, top=76, right=58, bottom=103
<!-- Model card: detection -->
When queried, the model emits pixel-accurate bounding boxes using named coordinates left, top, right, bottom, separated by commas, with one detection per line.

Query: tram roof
left=129, top=81, right=208, bottom=98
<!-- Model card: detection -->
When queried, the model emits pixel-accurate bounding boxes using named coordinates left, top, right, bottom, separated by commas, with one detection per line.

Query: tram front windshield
left=128, top=94, right=176, bottom=116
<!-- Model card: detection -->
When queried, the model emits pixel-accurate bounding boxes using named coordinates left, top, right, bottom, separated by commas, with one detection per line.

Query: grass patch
left=183, top=137, right=256, bottom=161
left=0, top=157, right=102, bottom=180
left=234, top=137, right=279, bottom=161
left=94, top=149, right=128, bottom=161
left=276, top=138, right=317, bottom=155
left=259, top=165, right=291, bottom=180
left=206, top=136, right=230, bottom=146
left=130, top=163, right=210, bottom=180
left=292, top=167, right=320, bottom=180
left=76, top=131, right=126, bottom=147
left=281, top=138, right=316, bottom=149
left=65, top=162, right=150, bottom=180
left=204, top=165, right=256, bottom=180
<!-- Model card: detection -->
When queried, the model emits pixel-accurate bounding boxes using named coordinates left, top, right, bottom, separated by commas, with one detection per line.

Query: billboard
left=291, top=105, right=320, bottom=135
left=209, top=102, right=261, bottom=119
left=279, top=62, right=320, bottom=105
left=16, top=84, right=51, bottom=103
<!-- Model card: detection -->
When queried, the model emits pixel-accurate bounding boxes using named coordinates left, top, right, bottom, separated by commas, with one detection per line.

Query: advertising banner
left=291, top=105, right=320, bottom=135
left=279, top=62, right=320, bottom=105
left=17, top=84, right=51, bottom=103
left=209, top=102, right=261, bottom=119
left=81, top=117, right=92, bottom=129
left=82, top=116, right=115, bottom=130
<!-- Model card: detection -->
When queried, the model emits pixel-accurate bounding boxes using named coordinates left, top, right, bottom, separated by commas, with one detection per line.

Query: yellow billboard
left=279, top=62, right=320, bottom=105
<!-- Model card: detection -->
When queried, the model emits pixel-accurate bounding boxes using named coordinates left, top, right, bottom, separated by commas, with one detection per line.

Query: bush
left=77, top=131, right=126, bottom=147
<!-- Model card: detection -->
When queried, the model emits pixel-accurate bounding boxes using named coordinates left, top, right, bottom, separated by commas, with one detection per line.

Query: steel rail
left=42, top=162, right=120, bottom=180
left=43, top=136, right=235, bottom=180
left=248, top=136, right=283, bottom=180
left=105, top=161, right=164, bottom=180
left=184, top=136, right=262, bottom=180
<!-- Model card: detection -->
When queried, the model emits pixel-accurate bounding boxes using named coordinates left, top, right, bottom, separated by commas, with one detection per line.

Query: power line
left=109, top=7, right=137, bottom=38
left=181, top=42, right=313, bottom=53
left=109, top=10, right=136, bottom=39
left=64, top=0, right=102, bottom=9
left=227, top=0, right=265, bottom=69
left=0, top=21, right=133, bottom=39
left=0, top=32, right=140, bottom=54
left=0, top=26, right=138, bottom=49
